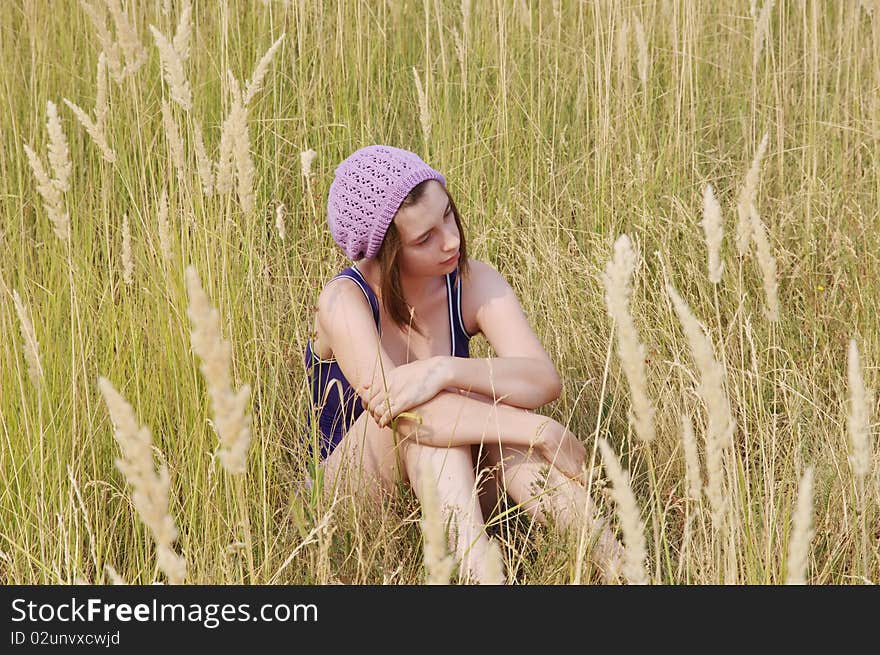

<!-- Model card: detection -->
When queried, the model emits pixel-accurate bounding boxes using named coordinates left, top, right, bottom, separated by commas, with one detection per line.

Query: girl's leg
left=321, top=411, right=499, bottom=583
left=453, top=390, right=624, bottom=583
left=323, top=388, right=589, bottom=498
left=320, top=389, right=601, bottom=582
left=320, top=408, right=404, bottom=507
left=484, top=443, right=624, bottom=583
left=394, top=389, right=589, bottom=483
left=402, top=442, right=497, bottom=584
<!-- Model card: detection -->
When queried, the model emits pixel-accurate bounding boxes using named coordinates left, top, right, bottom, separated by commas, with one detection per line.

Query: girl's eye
left=417, top=208, right=451, bottom=245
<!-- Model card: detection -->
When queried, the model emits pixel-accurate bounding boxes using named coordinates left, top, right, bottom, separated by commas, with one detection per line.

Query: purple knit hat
left=327, top=145, right=447, bottom=260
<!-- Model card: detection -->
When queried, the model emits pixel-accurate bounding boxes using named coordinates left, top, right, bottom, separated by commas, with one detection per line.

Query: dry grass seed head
left=597, top=438, right=648, bottom=585
left=700, top=183, right=724, bottom=284
left=735, top=131, right=770, bottom=256
left=785, top=467, right=815, bottom=585
left=602, top=234, right=656, bottom=443
left=418, top=460, right=455, bottom=584
left=96, top=376, right=186, bottom=584
left=244, top=34, right=285, bottom=106
left=149, top=24, right=192, bottom=111
left=847, top=339, right=873, bottom=481
left=172, top=0, right=192, bottom=62
left=184, top=265, right=252, bottom=475
left=46, top=100, right=72, bottom=193
left=12, top=289, right=44, bottom=391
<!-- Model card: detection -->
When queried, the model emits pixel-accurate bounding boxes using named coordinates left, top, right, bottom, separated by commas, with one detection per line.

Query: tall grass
left=0, top=0, right=877, bottom=584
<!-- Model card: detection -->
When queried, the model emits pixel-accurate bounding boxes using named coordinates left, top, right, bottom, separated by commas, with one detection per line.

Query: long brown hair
left=374, top=180, right=469, bottom=338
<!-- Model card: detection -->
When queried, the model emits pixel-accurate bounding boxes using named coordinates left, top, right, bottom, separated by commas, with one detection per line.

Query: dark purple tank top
left=304, top=264, right=472, bottom=461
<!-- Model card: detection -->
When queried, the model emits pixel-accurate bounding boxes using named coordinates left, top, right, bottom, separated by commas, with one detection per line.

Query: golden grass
left=1, top=0, right=877, bottom=585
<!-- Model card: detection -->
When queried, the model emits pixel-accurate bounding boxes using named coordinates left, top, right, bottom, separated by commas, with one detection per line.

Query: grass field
left=1, top=0, right=878, bottom=584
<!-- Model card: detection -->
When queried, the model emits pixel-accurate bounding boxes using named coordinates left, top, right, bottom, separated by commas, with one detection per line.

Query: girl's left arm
left=439, top=260, right=562, bottom=410
left=440, top=355, right=561, bottom=409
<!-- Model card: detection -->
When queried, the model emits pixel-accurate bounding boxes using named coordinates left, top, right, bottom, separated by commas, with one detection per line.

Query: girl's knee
left=403, top=442, right=473, bottom=484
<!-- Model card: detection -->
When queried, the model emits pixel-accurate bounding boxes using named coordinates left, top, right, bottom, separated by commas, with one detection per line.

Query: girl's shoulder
left=458, top=258, right=514, bottom=337
left=460, top=257, right=507, bottom=296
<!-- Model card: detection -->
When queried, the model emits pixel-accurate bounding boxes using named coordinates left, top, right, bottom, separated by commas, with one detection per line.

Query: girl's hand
left=360, top=357, right=450, bottom=428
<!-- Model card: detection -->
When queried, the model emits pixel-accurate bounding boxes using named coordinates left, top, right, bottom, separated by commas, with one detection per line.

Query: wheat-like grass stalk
left=847, top=339, right=873, bottom=481
left=700, top=183, right=724, bottom=284
left=451, top=25, right=465, bottom=72
left=184, top=265, right=252, bottom=475
left=104, top=565, right=127, bottom=585
left=215, top=102, right=236, bottom=196
left=418, top=460, right=455, bottom=584
left=192, top=120, right=214, bottom=196
left=633, top=15, right=650, bottom=91
left=597, top=438, right=648, bottom=585
left=481, top=538, right=506, bottom=585
left=455, top=0, right=472, bottom=86
left=681, top=412, right=703, bottom=502
left=172, top=0, right=192, bottom=63
left=243, top=34, right=285, bottom=106
left=61, top=49, right=114, bottom=162
left=12, top=289, right=43, bottom=391
left=121, top=213, right=133, bottom=285
left=95, top=51, right=109, bottom=130
left=412, top=67, right=431, bottom=145
left=601, top=234, right=655, bottom=443
left=95, top=50, right=110, bottom=127
left=63, top=98, right=116, bottom=164
left=149, top=24, right=192, bottom=111
left=300, top=148, right=317, bottom=182
left=161, top=100, right=185, bottom=182
left=748, top=202, right=780, bottom=321
left=615, top=17, right=630, bottom=83
left=785, top=467, right=814, bottom=585
left=228, top=93, right=255, bottom=215
left=735, top=131, right=769, bottom=256
left=46, top=101, right=72, bottom=193
left=22, top=143, right=69, bottom=242
left=215, top=71, right=255, bottom=213
left=97, top=376, right=186, bottom=584
left=80, top=1, right=124, bottom=82
left=461, top=0, right=471, bottom=38
left=753, top=0, right=775, bottom=70
left=666, top=283, right=735, bottom=529
left=275, top=203, right=286, bottom=242
left=106, top=0, right=146, bottom=77
left=156, top=189, right=172, bottom=263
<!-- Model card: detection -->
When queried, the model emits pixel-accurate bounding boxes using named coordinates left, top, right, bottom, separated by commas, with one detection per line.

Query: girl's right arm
left=317, top=278, right=398, bottom=408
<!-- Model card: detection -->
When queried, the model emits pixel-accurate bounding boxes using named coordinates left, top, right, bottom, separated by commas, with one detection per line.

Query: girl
left=304, top=145, right=622, bottom=583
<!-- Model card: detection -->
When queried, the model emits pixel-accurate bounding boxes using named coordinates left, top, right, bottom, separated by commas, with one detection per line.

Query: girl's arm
left=441, top=259, right=563, bottom=410
left=438, top=355, right=561, bottom=410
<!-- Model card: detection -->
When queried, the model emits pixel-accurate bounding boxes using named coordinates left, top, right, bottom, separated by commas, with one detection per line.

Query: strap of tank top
left=449, top=267, right=473, bottom=340
left=330, top=266, right=381, bottom=335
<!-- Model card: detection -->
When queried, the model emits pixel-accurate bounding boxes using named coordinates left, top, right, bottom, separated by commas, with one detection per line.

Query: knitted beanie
left=327, top=145, right=447, bottom=260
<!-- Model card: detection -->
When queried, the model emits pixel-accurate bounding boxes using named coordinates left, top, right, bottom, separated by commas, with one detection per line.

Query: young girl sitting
left=304, top=145, right=623, bottom=583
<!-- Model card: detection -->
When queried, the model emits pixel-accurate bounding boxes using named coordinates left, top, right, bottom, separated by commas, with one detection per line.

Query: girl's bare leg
left=402, top=442, right=497, bottom=584
left=484, top=443, right=624, bottom=583
left=455, top=390, right=624, bottom=583
left=394, top=390, right=589, bottom=483
left=320, top=409, right=500, bottom=583
left=320, top=389, right=598, bottom=583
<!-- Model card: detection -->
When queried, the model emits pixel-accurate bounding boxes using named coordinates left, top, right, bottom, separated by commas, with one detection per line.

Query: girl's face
left=393, top=180, right=461, bottom=277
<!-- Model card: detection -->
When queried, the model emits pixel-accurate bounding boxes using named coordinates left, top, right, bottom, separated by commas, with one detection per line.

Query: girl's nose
left=443, top=226, right=460, bottom=251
